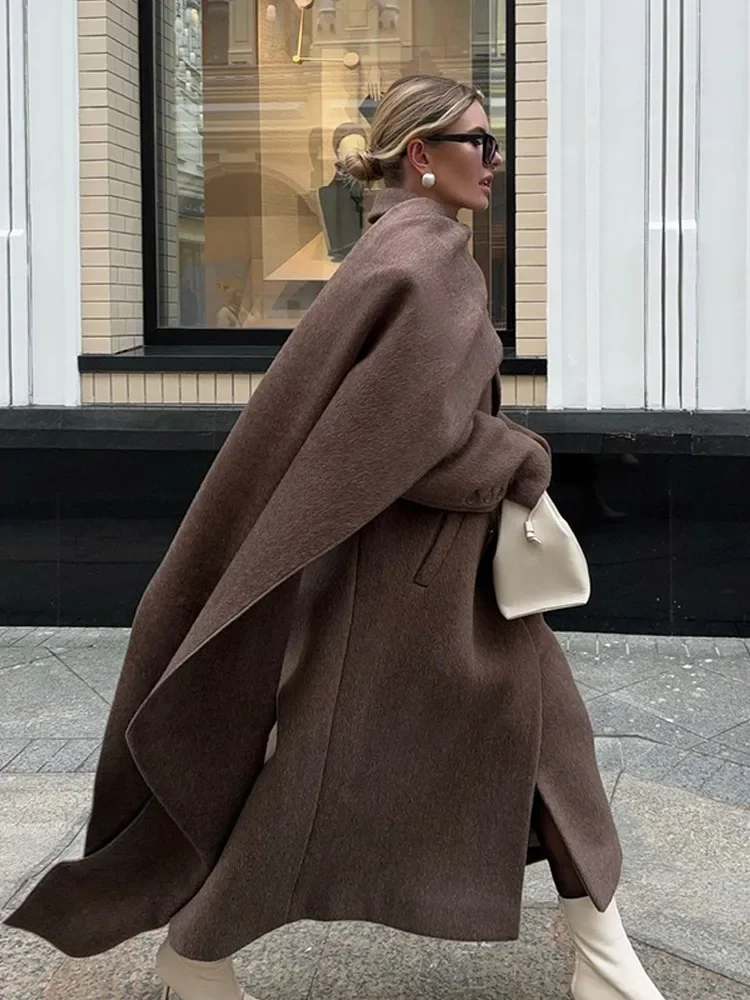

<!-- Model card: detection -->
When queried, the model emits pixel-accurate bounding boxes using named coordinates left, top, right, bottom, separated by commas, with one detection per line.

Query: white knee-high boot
left=559, top=896, right=666, bottom=1000
left=156, top=939, right=257, bottom=1000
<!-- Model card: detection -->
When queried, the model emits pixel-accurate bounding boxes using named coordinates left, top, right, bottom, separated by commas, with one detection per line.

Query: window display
left=154, top=0, right=508, bottom=331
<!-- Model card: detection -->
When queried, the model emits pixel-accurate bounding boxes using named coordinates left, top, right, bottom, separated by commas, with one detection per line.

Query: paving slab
left=305, top=911, right=571, bottom=1000
left=48, top=628, right=130, bottom=650
left=49, top=646, right=123, bottom=705
left=594, top=735, right=670, bottom=773
left=682, top=637, right=724, bottom=658
left=234, top=922, right=332, bottom=1000
left=612, top=772, right=750, bottom=985
left=32, top=626, right=88, bottom=649
left=76, top=745, right=101, bottom=774
left=645, top=745, right=725, bottom=792
left=0, top=909, right=65, bottom=1000
left=600, top=768, right=620, bottom=800
left=594, top=737, right=625, bottom=772
left=0, top=647, right=55, bottom=672
left=700, top=760, right=750, bottom=808
left=690, top=655, right=750, bottom=684
left=612, top=666, right=750, bottom=740
left=0, top=774, right=92, bottom=909
left=0, top=628, right=39, bottom=647
left=0, top=658, right=109, bottom=741
left=712, top=637, right=750, bottom=657
left=692, top=737, right=750, bottom=767
left=572, top=680, right=602, bottom=704
left=567, top=648, right=671, bottom=694
left=586, top=694, right=705, bottom=750
left=9, top=629, right=67, bottom=649
left=1, top=904, right=748, bottom=1000
left=654, top=636, right=692, bottom=657
left=554, top=631, right=592, bottom=654
left=46, top=627, right=130, bottom=651
left=0, top=919, right=330, bottom=1000
left=634, top=942, right=750, bottom=1000
left=39, top=740, right=102, bottom=774
left=306, top=909, right=747, bottom=1000
left=622, top=745, right=750, bottom=807
left=520, top=853, right=558, bottom=908
left=713, top=719, right=750, bottom=755
left=5, top=739, right=68, bottom=774
left=0, top=628, right=748, bottom=999
left=0, top=739, right=29, bottom=770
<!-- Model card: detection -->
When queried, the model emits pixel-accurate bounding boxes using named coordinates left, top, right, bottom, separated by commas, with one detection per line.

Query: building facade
left=0, top=0, right=748, bottom=634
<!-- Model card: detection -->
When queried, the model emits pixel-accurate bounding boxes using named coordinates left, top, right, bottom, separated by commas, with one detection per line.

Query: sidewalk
left=1, top=626, right=749, bottom=999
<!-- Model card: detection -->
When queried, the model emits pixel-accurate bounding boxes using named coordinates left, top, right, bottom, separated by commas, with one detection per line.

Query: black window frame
left=138, top=0, right=517, bottom=357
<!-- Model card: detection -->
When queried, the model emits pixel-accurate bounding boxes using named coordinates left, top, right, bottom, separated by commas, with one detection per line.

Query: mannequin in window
left=317, top=124, right=369, bottom=262
left=216, top=277, right=249, bottom=328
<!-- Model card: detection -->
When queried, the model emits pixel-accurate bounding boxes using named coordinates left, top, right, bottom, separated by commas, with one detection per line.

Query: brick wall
left=78, top=0, right=143, bottom=355
left=514, top=0, right=547, bottom=361
left=81, top=373, right=263, bottom=405
left=80, top=372, right=545, bottom=407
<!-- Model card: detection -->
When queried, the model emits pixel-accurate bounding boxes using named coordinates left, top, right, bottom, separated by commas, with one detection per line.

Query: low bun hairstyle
left=341, top=148, right=384, bottom=184
left=338, top=74, right=483, bottom=186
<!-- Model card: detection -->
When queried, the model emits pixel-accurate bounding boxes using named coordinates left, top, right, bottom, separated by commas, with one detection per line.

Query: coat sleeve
left=402, top=409, right=551, bottom=513
left=496, top=411, right=551, bottom=458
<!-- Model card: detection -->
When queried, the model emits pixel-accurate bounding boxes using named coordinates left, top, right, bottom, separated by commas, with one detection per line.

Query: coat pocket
left=414, top=511, right=465, bottom=588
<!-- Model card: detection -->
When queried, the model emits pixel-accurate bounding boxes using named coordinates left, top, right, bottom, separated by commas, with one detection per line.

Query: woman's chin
left=462, top=190, right=491, bottom=212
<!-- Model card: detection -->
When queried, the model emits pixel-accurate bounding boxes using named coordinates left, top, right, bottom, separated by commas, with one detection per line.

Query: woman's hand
left=403, top=411, right=551, bottom=513
left=505, top=442, right=552, bottom=510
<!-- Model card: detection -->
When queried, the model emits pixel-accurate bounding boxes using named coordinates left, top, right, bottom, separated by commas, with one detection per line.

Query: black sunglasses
left=427, top=131, right=501, bottom=166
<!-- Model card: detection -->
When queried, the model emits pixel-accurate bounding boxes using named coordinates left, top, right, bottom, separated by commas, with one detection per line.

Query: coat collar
left=368, top=187, right=459, bottom=224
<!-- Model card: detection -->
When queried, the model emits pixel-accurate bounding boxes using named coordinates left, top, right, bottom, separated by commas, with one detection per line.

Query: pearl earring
left=421, top=171, right=436, bottom=189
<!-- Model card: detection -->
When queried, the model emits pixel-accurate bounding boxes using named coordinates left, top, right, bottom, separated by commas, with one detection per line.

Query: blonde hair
left=341, top=75, right=484, bottom=185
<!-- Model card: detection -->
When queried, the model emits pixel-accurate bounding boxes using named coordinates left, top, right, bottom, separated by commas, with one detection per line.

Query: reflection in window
left=155, top=0, right=509, bottom=330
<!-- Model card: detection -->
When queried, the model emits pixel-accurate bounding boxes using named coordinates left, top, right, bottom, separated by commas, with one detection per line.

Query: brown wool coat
left=6, top=189, right=621, bottom=960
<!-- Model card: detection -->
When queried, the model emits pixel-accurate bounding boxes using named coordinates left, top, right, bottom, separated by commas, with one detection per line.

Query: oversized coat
left=6, top=189, right=621, bottom=960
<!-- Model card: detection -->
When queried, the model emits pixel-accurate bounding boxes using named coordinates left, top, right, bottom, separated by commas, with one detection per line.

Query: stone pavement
left=1, top=626, right=749, bottom=999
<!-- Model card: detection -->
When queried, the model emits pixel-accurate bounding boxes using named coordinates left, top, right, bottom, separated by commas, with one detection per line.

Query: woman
left=6, top=76, right=664, bottom=1000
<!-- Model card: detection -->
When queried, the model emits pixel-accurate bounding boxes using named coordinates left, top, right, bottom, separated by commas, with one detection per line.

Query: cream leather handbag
left=493, top=491, right=591, bottom=620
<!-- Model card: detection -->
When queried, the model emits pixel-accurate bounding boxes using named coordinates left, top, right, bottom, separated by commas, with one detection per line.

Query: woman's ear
left=405, top=138, right=431, bottom=173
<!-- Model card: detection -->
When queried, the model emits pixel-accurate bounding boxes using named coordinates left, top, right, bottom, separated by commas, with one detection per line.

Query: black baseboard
left=0, top=408, right=749, bottom=634
left=1, top=406, right=748, bottom=454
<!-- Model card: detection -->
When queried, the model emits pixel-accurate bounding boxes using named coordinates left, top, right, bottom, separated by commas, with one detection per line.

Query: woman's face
left=408, top=101, right=502, bottom=214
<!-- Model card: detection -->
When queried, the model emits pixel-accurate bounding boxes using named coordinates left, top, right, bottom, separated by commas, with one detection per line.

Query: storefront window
left=153, top=0, right=510, bottom=333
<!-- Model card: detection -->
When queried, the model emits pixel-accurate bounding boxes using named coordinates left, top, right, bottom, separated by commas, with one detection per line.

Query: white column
left=680, top=0, right=700, bottom=410
left=644, top=0, right=665, bottom=410
left=645, top=0, right=701, bottom=410
left=695, top=0, right=750, bottom=410
left=549, top=0, right=722, bottom=411
left=0, top=3, right=8, bottom=409
left=0, top=0, right=31, bottom=407
left=26, top=0, right=81, bottom=406
left=661, top=0, right=683, bottom=409
left=547, top=0, right=649, bottom=409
